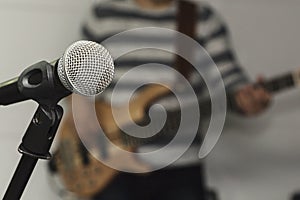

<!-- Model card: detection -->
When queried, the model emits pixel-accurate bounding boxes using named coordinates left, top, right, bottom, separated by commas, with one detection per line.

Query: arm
left=199, top=5, right=271, bottom=116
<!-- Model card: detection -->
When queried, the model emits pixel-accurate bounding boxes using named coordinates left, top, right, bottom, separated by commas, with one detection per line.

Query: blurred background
left=0, top=0, right=299, bottom=199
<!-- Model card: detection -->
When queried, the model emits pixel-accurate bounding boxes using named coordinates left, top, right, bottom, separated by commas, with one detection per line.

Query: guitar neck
left=260, top=71, right=299, bottom=93
left=121, top=69, right=300, bottom=146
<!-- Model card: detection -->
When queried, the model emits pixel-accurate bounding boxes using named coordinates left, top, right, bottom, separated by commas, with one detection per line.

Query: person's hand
left=235, top=77, right=272, bottom=116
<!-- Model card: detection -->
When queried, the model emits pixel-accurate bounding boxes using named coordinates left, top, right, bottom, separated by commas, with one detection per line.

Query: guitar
left=49, top=69, right=300, bottom=198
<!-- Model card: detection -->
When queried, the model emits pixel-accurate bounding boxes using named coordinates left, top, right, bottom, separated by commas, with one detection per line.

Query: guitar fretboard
left=260, top=73, right=295, bottom=93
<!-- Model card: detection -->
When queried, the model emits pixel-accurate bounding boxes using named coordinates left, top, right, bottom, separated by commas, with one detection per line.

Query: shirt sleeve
left=198, top=4, right=250, bottom=113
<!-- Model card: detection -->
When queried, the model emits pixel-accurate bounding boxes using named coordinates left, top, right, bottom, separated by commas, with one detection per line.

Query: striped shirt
left=82, top=0, right=249, bottom=166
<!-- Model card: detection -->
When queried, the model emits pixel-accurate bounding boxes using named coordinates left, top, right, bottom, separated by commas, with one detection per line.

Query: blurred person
left=49, top=0, right=271, bottom=199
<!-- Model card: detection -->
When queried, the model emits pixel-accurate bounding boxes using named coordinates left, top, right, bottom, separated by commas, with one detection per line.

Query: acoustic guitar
left=49, top=69, right=300, bottom=198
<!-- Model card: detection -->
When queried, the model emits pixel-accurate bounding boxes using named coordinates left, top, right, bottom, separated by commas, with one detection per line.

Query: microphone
left=0, top=40, right=114, bottom=106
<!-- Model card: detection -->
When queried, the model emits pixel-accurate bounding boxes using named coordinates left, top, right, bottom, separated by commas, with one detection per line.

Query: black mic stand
left=2, top=61, right=71, bottom=200
left=3, top=105, right=63, bottom=200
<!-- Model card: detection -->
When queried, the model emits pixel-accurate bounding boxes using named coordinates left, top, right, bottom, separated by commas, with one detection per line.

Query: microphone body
left=0, top=40, right=114, bottom=106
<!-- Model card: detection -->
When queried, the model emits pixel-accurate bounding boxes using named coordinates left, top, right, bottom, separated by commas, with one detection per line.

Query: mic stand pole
left=3, top=104, right=63, bottom=200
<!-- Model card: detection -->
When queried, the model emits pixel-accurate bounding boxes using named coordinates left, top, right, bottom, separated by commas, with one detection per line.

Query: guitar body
left=53, top=112, right=118, bottom=198
left=52, top=84, right=171, bottom=198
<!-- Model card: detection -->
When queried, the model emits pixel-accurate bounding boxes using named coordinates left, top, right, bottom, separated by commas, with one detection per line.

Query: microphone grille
left=57, top=40, right=114, bottom=96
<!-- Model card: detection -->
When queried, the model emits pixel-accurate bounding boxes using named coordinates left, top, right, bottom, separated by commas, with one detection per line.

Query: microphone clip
left=18, top=60, right=71, bottom=106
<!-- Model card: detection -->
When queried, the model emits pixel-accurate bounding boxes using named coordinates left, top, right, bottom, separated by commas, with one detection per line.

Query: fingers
left=235, top=84, right=271, bottom=116
left=256, top=75, right=265, bottom=83
left=236, top=87, right=260, bottom=115
left=253, top=76, right=272, bottom=107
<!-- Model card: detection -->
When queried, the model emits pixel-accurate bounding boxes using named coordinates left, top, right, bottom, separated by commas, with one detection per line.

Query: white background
left=206, top=1, right=300, bottom=200
left=0, top=0, right=299, bottom=200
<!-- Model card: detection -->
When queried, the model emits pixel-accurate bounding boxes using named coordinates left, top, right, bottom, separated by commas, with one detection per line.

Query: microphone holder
left=2, top=61, right=70, bottom=200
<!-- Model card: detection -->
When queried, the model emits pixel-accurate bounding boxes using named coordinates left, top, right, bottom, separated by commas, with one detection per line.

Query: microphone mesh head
left=57, top=40, right=114, bottom=96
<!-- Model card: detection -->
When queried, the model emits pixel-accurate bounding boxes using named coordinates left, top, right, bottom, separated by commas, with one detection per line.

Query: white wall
left=0, top=0, right=91, bottom=199
left=0, top=0, right=300, bottom=200
left=207, top=1, right=300, bottom=200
